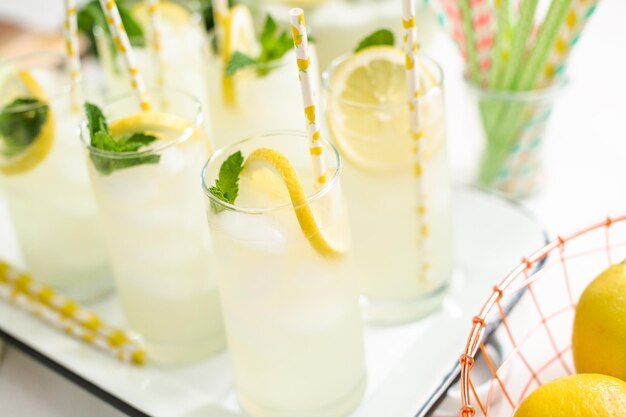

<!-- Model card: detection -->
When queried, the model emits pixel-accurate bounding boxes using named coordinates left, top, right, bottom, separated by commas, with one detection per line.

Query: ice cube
left=214, top=211, right=288, bottom=254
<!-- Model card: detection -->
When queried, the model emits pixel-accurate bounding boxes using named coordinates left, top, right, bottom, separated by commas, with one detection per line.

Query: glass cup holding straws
left=80, top=90, right=225, bottom=364
left=0, top=52, right=112, bottom=301
left=323, top=47, right=453, bottom=324
left=202, top=131, right=366, bottom=417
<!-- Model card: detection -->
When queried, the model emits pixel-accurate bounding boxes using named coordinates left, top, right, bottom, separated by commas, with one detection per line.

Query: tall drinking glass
left=0, top=52, right=111, bottom=301
left=202, top=131, right=366, bottom=417
left=323, top=52, right=453, bottom=324
left=81, top=90, right=224, bottom=364
left=205, top=33, right=319, bottom=148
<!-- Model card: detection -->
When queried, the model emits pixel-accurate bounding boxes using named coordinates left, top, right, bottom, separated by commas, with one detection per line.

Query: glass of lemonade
left=0, top=52, right=111, bottom=301
left=80, top=90, right=224, bottom=364
left=322, top=46, right=453, bottom=324
left=205, top=5, right=320, bottom=148
left=94, top=0, right=211, bottom=120
left=202, top=131, right=366, bottom=417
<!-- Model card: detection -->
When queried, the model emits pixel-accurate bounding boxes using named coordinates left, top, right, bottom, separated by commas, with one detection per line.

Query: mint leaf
left=84, top=102, right=160, bottom=175
left=354, top=29, right=394, bottom=52
left=257, top=15, right=293, bottom=63
left=226, top=14, right=293, bottom=77
left=209, top=151, right=244, bottom=210
left=0, top=97, right=48, bottom=158
left=225, top=52, right=258, bottom=76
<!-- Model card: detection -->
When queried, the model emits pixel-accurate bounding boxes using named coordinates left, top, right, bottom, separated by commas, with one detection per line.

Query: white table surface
left=1, top=0, right=625, bottom=415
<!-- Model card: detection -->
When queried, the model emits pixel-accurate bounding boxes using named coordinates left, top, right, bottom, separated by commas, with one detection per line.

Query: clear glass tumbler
left=202, top=131, right=366, bottom=417
left=0, top=52, right=111, bottom=301
left=81, top=90, right=224, bottom=364
left=205, top=36, right=319, bottom=148
left=323, top=53, right=453, bottom=324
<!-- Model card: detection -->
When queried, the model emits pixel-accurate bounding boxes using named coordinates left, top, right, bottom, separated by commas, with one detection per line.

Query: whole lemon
left=573, top=263, right=626, bottom=380
left=513, top=374, right=626, bottom=417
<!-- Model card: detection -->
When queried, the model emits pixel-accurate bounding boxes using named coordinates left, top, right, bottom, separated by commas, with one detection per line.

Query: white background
left=0, top=0, right=625, bottom=415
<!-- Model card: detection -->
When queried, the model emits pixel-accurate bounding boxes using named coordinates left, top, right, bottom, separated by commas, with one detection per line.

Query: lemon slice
left=243, top=148, right=344, bottom=257
left=109, top=111, right=196, bottom=139
left=220, top=5, right=258, bottom=106
left=131, top=1, right=192, bottom=29
left=326, top=46, right=442, bottom=172
left=0, top=70, right=55, bottom=175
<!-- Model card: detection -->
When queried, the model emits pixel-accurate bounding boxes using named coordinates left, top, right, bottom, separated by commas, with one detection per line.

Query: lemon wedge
left=243, top=148, right=344, bottom=257
left=130, top=1, right=192, bottom=29
left=0, top=70, right=55, bottom=175
left=325, top=46, right=442, bottom=171
left=109, top=111, right=196, bottom=140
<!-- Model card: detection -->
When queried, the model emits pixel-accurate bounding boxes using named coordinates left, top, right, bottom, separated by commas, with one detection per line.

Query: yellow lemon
left=130, top=1, right=192, bottom=29
left=325, top=46, right=441, bottom=172
left=109, top=111, right=196, bottom=140
left=513, top=374, right=626, bottom=417
left=243, top=148, right=344, bottom=257
left=572, top=262, right=626, bottom=381
left=0, top=70, right=55, bottom=175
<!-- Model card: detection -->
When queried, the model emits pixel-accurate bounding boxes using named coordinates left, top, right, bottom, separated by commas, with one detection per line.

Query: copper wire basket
left=458, top=215, right=626, bottom=416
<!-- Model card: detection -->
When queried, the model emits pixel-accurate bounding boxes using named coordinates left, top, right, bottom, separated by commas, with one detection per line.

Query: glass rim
left=464, top=74, right=568, bottom=102
left=0, top=51, right=76, bottom=113
left=80, top=88, right=203, bottom=160
left=201, top=130, right=343, bottom=214
left=321, top=51, right=444, bottom=110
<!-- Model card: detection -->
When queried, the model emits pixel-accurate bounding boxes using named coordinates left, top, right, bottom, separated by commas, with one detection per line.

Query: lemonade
left=205, top=6, right=319, bottom=147
left=202, top=132, right=366, bottom=417
left=81, top=91, right=224, bottom=364
left=323, top=46, right=453, bottom=323
left=0, top=52, right=111, bottom=301
left=94, top=0, right=211, bottom=121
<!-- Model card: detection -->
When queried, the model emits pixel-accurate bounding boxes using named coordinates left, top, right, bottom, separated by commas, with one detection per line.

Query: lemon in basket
left=513, top=374, right=626, bottom=417
left=572, top=262, right=626, bottom=381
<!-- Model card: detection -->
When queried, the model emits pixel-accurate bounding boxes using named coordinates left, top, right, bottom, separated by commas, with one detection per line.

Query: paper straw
left=438, top=0, right=468, bottom=61
left=511, top=0, right=574, bottom=91
left=99, top=0, right=151, bottom=111
left=402, top=0, right=431, bottom=278
left=488, top=0, right=510, bottom=87
left=212, top=0, right=229, bottom=54
left=538, top=0, right=600, bottom=86
left=458, top=0, right=481, bottom=83
left=145, top=0, right=165, bottom=87
left=470, top=0, right=496, bottom=82
left=496, top=0, right=538, bottom=90
left=0, top=261, right=145, bottom=365
left=289, top=8, right=327, bottom=186
left=63, top=0, right=82, bottom=111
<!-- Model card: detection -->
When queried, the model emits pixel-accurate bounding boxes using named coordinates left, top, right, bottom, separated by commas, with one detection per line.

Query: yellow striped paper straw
left=212, top=0, right=229, bottom=50
left=146, top=0, right=165, bottom=87
left=289, top=8, right=327, bottom=186
left=63, top=0, right=82, bottom=111
left=0, top=261, right=145, bottom=365
left=99, top=0, right=151, bottom=111
left=402, top=0, right=430, bottom=277
left=539, top=0, right=600, bottom=86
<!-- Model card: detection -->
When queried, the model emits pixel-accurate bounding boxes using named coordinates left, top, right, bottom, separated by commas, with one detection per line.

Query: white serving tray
left=0, top=186, right=547, bottom=417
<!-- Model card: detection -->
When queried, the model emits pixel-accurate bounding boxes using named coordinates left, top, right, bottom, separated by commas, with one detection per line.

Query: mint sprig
left=225, top=15, right=293, bottom=77
left=85, top=102, right=160, bottom=175
left=354, top=29, right=395, bottom=52
left=77, top=0, right=145, bottom=57
left=209, top=151, right=244, bottom=212
left=0, top=97, right=48, bottom=158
